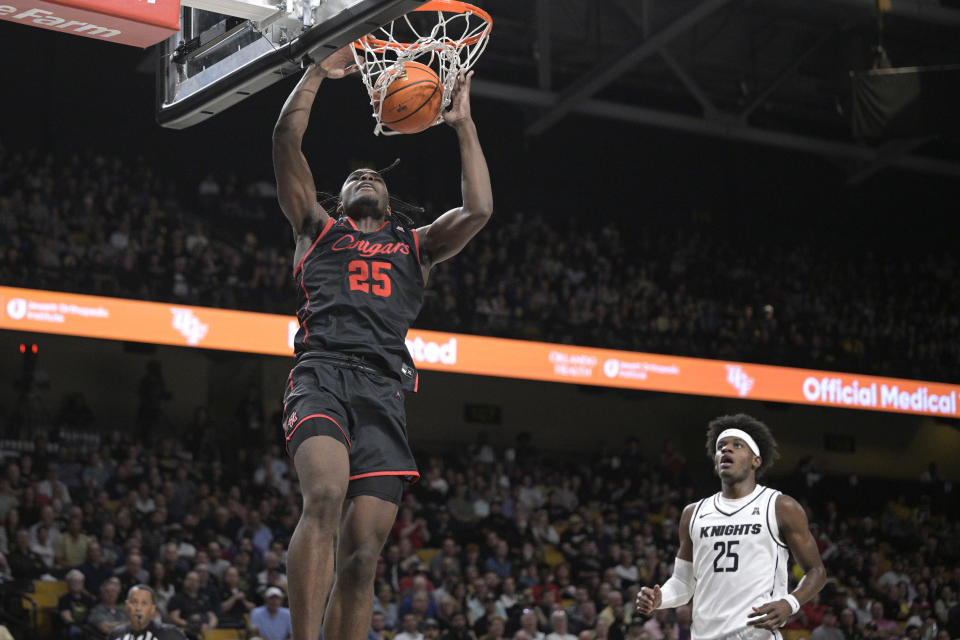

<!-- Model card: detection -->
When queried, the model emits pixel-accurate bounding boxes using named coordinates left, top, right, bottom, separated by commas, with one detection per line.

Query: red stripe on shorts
left=286, top=413, right=351, bottom=450
left=349, top=470, right=421, bottom=482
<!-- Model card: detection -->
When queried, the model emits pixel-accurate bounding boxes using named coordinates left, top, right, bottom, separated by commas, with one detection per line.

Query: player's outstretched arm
left=417, top=71, right=493, bottom=271
left=272, top=48, right=355, bottom=235
left=747, top=494, right=826, bottom=630
left=635, top=503, right=696, bottom=616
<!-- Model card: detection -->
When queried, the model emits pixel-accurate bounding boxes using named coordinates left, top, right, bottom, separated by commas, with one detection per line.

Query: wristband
left=783, top=594, right=800, bottom=614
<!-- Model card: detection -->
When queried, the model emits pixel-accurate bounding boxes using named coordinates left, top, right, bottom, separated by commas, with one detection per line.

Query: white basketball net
left=352, top=4, right=491, bottom=136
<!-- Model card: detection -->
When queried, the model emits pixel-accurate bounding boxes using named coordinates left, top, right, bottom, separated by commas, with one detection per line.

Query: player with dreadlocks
left=272, top=47, right=492, bottom=640
left=636, top=414, right=826, bottom=640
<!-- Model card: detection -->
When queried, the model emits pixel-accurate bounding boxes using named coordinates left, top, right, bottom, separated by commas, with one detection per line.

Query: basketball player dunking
left=272, top=48, right=492, bottom=640
left=635, top=414, right=826, bottom=640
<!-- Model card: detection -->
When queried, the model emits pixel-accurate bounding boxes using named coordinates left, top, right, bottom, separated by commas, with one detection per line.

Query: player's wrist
left=451, top=118, right=476, bottom=132
left=782, top=594, right=800, bottom=614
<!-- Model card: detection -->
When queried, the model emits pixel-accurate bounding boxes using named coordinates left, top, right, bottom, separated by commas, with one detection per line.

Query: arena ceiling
left=469, top=0, right=960, bottom=182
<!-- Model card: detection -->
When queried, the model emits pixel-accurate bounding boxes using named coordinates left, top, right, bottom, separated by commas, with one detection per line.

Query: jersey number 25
left=712, top=540, right=740, bottom=572
left=348, top=260, right=392, bottom=297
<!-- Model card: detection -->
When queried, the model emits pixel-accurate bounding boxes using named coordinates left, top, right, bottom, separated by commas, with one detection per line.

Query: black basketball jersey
left=293, top=215, right=424, bottom=390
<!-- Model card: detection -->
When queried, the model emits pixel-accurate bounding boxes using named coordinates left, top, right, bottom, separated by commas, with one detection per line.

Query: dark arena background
left=1, top=2, right=959, bottom=640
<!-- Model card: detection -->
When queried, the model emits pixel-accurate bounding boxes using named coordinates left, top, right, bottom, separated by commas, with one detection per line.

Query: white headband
left=716, top=428, right=760, bottom=457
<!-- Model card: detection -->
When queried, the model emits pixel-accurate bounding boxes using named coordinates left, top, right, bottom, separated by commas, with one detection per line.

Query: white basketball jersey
left=689, top=485, right=789, bottom=640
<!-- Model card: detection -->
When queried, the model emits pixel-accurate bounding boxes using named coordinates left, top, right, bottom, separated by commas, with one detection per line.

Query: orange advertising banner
left=1, top=286, right=957, bottom=418
left=0, top=0, right=179, bottom=47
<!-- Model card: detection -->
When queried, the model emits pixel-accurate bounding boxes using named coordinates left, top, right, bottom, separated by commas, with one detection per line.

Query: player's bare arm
left=747, top=494, right=826, bottom=630
left=273, top=48, right=356, bottom=249
left=635, top=502, right=696, bottom=616
left=417, top=70, right=493, bottom=277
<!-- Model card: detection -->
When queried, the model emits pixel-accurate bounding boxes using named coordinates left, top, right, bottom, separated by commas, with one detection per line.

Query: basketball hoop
left=352, top=0, right=492, bottom=136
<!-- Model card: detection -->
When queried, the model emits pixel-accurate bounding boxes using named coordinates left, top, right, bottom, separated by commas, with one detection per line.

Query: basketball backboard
left=156, top=0, right=428, bottom=129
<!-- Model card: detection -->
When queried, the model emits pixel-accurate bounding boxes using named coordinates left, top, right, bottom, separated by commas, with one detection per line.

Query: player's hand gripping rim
left=304, top=46, right=358, bottom=80
left=443, top=70, right=474, bottom=128
left=747, top=599, right=794, bottom=630
left=635, top=584, right=661, bottom=617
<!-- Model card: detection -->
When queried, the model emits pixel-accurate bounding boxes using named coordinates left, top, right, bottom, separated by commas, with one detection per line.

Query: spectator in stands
left=517, top=609, right=544, bottom=640
left=625, top=619, right=648, bottom=640
left=440, top=610, right=474, bottom=640
left=574, top=538, right=604, bottom=583
left=255, top=551, right=286, bottom=595
left=54, top=512, right=90, bottom=569
left=945, top=604, right=960, bottom=640
left=149, top=560, right=176, bottom=617
left=168, top=570, right=218, bottom=632
left=160, top=542, right=189, bottom=586
left=566, top=594, right=597, bottom=635
left=801, top=593, right=829, bottom=631
left=674, top=606, right=691, bottom=640
left=37, top=463, right=72, bottom=508
left=219, top=565, right=256, bottom=628
left=613, top=549, right=639, bottom=589
left=194, top=562, right=221, bottom=613
left=0, top=476, right=18, bottom=523
left=402, top=588, right=440, bottom=623
left=546, top=611, right=576, bottom=640
left=206, top=541, right=230, bottom=581
left=866, top=601, right=900, bottom=639
left=370, top=611, right=392, bottom=640
left=598, top=590, right=631, bottom=632
left=395, top=613, right=424, bottom=640
left=79, top=540, right=113, bottom=596
left=643, top=610, right=669, bottom=640
left=424, top=619, right=442, bottom=640
left=485, top=540, right=512, bottom=579
left=81, top=453, right=111, bottom=493
left=559, top=516, right=587, bottom=559
left=475, top=593, right=508, bottom=636
left=89, top=577, right=128, bottom=637
left=431, top=538, right=463, bottom=579
left=435, top=594, right=460, bottom=631
left=98, top=523, right=121, bottom=567
left=237, top=509, right=273, bottom=556
left=58, top=569, right=97, bottom=639
left=8, top=527, right=47, bottom=587
left=3, top=463, right=23, bottom=495
left=499, top=577, right=520, bottom=614
left=838, top=608, right=864, bottom=640
left=479, top=615, right=507, bottom=640
left=249, top=586, right=292, bottom=640
left=394, top=506, right=432, bottom=550
left=29, top=504, right=60, bottom=547
left=934, top=586, right=956, bottom=628
left=447, top=485, right=475, bottom=526
left=592, top=617, right=611, bottom=640
left=852, top=588, right=873, bottom=626
left=116, top=551, right=149, bottom=597
left=374, top=581, right=400, bottom=630
left=134, top=482, right=156, bottom=515
left=29, top=522, right=55, bottom=569
left=812, top=608, right=844, bottom=640
left=481, top=500, right=513, bottom=539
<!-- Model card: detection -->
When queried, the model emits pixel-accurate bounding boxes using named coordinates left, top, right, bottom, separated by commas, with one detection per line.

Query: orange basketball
left=375, top=61, right=443, bottom=134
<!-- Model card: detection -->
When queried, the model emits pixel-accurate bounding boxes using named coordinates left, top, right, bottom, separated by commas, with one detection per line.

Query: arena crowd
left=0, top=424, right=957, bottom=640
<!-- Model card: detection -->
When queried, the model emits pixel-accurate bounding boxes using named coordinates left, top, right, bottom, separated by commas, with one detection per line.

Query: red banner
left=1, top=286, right=957, bottom=418
left=0, top=0, right=179, bottom=47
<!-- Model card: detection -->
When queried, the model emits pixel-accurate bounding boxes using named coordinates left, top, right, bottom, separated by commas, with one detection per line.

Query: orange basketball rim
left=354, top=0, right=492, bottom=52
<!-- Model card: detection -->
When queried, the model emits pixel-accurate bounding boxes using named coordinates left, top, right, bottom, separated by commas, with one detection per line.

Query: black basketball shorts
left=282, top=356, right=419, bottom=503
